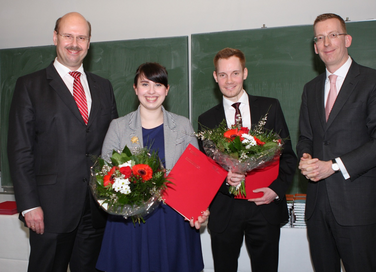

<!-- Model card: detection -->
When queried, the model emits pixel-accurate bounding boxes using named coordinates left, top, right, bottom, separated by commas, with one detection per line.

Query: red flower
left=103, top=166, right=118, bottom=187
left=254, top=136, right=265, bottom=146
left=132, top=164, right=153, bottom=182
left=120, top=166, right=132, bottom=178
left=239, top=127, right=249, bottom=135
left=224, top=127, right=250, bottom=141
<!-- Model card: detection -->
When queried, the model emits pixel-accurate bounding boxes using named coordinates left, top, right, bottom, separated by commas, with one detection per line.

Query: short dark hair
left=314, top=13, right=347, bottom=33
left=134, top=62, right=169, bottom=88
left=213, top=48, right=246, bottom=71
left=54, top=15, right=92, bottom=37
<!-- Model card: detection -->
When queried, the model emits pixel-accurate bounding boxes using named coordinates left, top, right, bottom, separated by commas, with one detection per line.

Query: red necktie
left=232, top=102, right=243, bottom=127
left=69, top=71, right=89, bottom=124
left=325, top=74, right=338, bottom=122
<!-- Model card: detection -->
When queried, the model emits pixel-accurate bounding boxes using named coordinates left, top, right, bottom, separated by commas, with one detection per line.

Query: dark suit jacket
left=198, top=94, right=297, bottom=233
left=7, top=62, right=118, bottom=233
left=297, top=61, right=376, bottom=226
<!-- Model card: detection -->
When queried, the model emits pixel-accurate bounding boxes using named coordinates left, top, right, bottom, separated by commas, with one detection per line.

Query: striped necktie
left=232, top=102, right=242, bottom=127
left=69, top=71, right=89, bottom=124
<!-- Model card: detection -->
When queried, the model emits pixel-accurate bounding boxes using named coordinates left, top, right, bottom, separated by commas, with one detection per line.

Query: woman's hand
left=189, top=209, right=210, bottom=229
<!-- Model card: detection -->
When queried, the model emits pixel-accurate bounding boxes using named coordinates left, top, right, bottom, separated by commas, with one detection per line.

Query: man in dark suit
left=198, top=48, right=297, bottom=272
left=297, top=13, right=376, bottom=272
left=7, top=12, right=118, bottom=272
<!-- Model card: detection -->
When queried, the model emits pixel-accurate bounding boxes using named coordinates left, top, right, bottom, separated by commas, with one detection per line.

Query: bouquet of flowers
left=90, top=145, right=170, bottom=223
left=196, top=114, right=283, bottom=197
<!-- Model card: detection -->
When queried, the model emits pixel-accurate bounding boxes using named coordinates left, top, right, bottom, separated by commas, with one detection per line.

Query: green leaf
left=96, top=175, right=104, bottom=186
left=232, top=137, right=243, bottom=150
left=263, top=142, right=277, bottom=149
left=110, top=152, right=122, bottom=166
left=228, top=136, right=242, bottom=152
left=122, top=145, right=132, bottom=157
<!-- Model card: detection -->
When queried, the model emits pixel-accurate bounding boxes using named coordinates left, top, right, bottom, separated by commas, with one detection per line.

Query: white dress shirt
left=223, top=90, right=251, bottom=129
left=325, top=56, right=352, bottom=180
left=53, top=58, right=92, bottom=114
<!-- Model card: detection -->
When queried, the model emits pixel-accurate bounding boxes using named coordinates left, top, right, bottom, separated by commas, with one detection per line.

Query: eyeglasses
left=58, top=33, right=89, bottom=43
left=313, top=33, right=347, bottom=43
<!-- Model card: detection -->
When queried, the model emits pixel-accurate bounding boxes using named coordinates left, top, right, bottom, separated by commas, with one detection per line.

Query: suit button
left=83, top=178, right=88, bottom=182
left=86, top=129, right=90, bottom=133
left=86, top=154, right=89, bottom=157
left=324, top=141, right=329, bottom=145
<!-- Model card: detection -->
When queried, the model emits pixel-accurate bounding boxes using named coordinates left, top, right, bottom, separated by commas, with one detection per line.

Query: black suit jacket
left=297, top=61, right=376, bottom=226
left=198, top=94, right=297, bottom=233
left=7, top=63, right=118, bottom=233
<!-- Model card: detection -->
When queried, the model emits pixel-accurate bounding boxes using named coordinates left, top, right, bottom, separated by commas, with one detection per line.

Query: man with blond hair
left=198, top=48, right=296, bottom=272
left=298, top=13, right=376, bottom=271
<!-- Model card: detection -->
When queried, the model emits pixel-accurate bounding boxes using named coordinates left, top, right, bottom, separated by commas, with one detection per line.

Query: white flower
left=241, top=134, right=257, bottom=149
left=240, top=151, right=248, bottom=161
left=119, top=160, right=132, bottom=168
left=112, top=177, right=131, bottom=195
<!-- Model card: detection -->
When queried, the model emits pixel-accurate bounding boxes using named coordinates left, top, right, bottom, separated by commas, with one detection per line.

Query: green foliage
left=92, top=146, right=170, bottom=219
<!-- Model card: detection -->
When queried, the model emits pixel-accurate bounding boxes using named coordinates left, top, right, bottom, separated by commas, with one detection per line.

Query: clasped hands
left=227, top=171, right=278, bottom=205
left=299, top=153, right=335, bottom=182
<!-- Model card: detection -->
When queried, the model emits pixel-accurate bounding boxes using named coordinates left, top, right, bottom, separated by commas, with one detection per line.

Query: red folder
left=235, top=160, right=280, bottom=199
left=164, top=144, right=227, bottom=221
left=0, top=201, right=18, bottom=215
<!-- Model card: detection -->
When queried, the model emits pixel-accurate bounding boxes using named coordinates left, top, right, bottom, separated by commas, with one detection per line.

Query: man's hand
left=299, top=153, right=335, bottom=182
left=24, top=207, right=44, bottom=234
left=248, top=187, right=278, bottom=205
left=227, top=170, right=245, bottom=187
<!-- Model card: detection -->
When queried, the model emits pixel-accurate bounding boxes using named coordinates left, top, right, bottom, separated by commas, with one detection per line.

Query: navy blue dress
left=96, top=124, right=204, bottom=272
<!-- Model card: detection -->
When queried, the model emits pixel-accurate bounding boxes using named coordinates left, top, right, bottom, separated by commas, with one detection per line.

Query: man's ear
left=243, top=68, right=248, bottom=80
left=213, top=71, right=218, bottom=83
left=53, top=31, right=58, bottom=46
left=345, top=34, right=352, bottom=49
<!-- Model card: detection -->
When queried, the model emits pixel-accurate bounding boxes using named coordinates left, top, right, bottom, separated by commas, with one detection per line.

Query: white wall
left=1, top=0, right=375, bottom=49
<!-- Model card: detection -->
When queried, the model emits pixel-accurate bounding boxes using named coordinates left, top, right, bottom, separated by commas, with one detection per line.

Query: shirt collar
left=223, top=90, right=249, bottom=109
left=53, top=58, right=85, bottom=77
left=326, top=56, right=352, bottom=79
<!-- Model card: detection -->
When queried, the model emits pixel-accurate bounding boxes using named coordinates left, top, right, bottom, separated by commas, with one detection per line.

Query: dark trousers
left=307, top=183, right=376, bottom=272
left=27, top=193, right=104, bottom=272
left=210, top=200, right=280, bottom=272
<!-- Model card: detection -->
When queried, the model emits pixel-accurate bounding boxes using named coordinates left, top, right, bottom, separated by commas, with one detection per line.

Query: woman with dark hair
left=96, top=62, right=207, bottom=272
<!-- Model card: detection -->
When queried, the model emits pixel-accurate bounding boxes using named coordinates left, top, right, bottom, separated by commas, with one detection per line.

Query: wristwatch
left=331, top=159, right=340, bottom=172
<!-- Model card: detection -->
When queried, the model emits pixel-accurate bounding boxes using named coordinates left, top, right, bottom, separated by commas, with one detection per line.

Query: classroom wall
left=1, top=0, right=375, bottom=49
left=1, top=1, right=375, bottom=191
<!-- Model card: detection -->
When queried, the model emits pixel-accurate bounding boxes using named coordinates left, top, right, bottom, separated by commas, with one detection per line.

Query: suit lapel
left=214, top=104, right=226, bottom=126
left=86, top=72, right=100, bottom=127
left=314, top=75, right=327, bottom=130
left=47, top=64, right=86, bottom=125
left=326, top=62, right=360, bottom=127
left=249, top=95, right=261, bottom=125
left=163, top=108, right=178, bottom=170
left=129, top=107, right=143, bottom=149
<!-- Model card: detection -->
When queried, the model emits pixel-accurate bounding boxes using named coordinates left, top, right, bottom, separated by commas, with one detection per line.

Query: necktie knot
left=232, top=102, right=240, bottom=110
left=329, top=74, right=338, bottom=85
left=69, top=71, right=81, bottom=80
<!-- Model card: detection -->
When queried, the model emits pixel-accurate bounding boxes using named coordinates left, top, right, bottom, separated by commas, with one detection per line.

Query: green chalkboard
left=0, top=36, right=188, bottom=188
left=191, top=21, right=376, bottom=194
